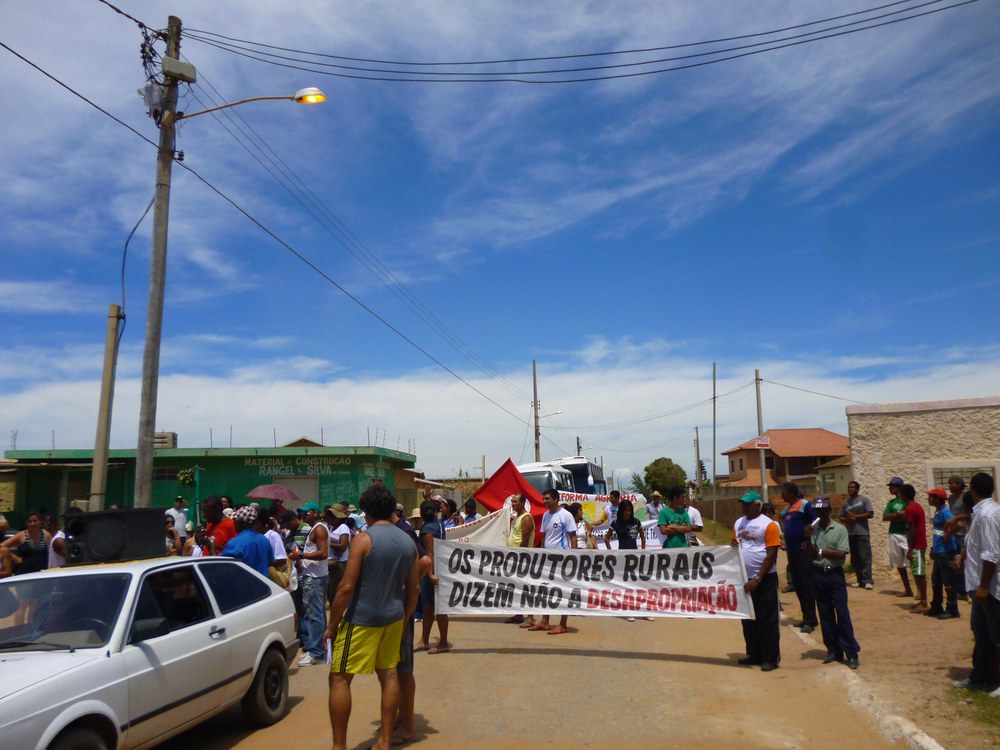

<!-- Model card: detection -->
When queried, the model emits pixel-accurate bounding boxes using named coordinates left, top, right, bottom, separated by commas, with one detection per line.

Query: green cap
left=739, top=491, right=762, bottom=504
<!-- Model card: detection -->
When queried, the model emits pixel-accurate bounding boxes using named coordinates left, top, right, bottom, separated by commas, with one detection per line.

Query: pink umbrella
left=246, top=484, right=300, bottom=503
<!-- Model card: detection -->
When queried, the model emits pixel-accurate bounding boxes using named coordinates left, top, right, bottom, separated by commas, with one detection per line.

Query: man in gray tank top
left=325, top=485, right=419, bottom=750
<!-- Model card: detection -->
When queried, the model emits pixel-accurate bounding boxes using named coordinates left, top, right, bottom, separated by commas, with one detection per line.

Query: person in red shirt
left=197, top=495, right=237, bottom=555
left=902, top=484, right=929, bottom=611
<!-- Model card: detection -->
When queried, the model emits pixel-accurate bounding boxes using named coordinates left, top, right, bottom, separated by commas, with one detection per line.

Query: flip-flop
left=428, top=646, right=450, bottom=654
left=518, top=620, right=537, bottom=629
left=547, top=627, right=567, bottom=635
left=413, top=646, right=428, bottom=652
left=391, top=735, right=418, bottom=746
left=527, top=624, right=549, bottom=631
left=504, top=615, right=525, bottom=624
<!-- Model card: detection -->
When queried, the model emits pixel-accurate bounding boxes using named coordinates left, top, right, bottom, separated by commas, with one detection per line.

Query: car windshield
left=0, top=573, right=131, bottom=651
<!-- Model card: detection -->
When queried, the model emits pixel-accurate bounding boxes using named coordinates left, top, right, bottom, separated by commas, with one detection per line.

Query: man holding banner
left=528, top=489, right=577, bottom=634
left=732, top=491, right=781, bottom=672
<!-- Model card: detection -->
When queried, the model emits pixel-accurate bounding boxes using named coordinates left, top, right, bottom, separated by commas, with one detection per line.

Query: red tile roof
left=722, top=428, right=849, bottom=458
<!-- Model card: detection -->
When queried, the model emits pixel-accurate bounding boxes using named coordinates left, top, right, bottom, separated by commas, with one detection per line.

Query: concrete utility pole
left=134, top=16, right=181, bottom=508
left=90, top=304, right=123, bottom=510
left=755, top=368, right=768, bottom=504
left=532, top=359, right=541, bottom=462
left=712, top=362, right=717, bottom=486
left=694, top=426, right=701, bottom=501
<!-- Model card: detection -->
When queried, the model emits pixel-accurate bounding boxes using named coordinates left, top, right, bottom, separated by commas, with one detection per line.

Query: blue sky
left=2, top=0, right=999, bottom=481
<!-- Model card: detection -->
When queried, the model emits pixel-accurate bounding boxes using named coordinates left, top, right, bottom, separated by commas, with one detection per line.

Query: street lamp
left=132, top=15, right=325, bottom=508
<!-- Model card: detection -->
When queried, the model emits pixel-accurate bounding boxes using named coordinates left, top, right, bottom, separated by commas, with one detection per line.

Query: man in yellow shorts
left=325, top=485, right=420, bottom=750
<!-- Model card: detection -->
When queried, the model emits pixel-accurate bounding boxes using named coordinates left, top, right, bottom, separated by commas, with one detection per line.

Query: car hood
left=0, top=650, right=105, bottom=700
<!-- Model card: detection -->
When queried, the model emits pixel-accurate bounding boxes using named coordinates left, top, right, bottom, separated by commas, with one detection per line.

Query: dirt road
left=159, top=605, right=916, bottom=750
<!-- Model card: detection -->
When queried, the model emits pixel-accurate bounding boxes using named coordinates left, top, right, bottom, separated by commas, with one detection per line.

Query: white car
left=0, top=556, right=298, bottom=750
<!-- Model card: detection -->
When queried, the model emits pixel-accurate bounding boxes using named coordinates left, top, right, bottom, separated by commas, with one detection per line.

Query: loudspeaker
left=64, top=508, right=167, bottom=565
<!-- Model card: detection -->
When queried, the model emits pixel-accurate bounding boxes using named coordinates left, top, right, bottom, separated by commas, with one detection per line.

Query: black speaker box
left=64, top=508, right=166, bottom=565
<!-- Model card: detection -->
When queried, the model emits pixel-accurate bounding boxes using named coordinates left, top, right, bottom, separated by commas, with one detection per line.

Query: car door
left=197, top=560, right=284, bottom=695
left=120, top=564, right=232, bottom=749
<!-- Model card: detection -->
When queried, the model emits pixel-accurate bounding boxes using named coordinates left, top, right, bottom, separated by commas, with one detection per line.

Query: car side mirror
left=129, top=617, right=171, bottom=644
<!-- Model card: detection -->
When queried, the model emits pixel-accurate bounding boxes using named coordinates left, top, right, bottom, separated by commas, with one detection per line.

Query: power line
left=0, top=41, right=158, bottom=149
left=556, top=381, right=754, bottom=431
left=175, top=158, right=534, bottom=428
left=93, top=0, right=148, bottom=30
left=183, top=0, right=978, bottom=84
left=4, top=39, right=534, bottom=431
left=181, top=67, right=532, bottom=405
left=187, top=0, right=926, bottom=67
left=762, top=379, right=866, bottom=404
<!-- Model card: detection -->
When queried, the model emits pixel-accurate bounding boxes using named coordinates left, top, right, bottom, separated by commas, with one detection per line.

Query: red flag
left=473, top=459, right=546, bottom=534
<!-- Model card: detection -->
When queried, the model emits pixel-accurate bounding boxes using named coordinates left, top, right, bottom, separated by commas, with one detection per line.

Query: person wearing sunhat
left=732, top=490, right=781, bottom=672
left=882, top=476, right=915, bottom=598
left=326, top=504, right=352, bottom=607
left=804, top=496, right=860, bottom=669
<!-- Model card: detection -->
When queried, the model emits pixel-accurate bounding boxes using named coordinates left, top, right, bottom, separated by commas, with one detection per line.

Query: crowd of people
left=1, top=470, right=998, bottom=746
left=732, top=473, right=1000, bottom=698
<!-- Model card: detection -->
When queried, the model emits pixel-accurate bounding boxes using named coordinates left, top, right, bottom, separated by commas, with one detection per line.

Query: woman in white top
left=568, top=503, right=595, bottom=550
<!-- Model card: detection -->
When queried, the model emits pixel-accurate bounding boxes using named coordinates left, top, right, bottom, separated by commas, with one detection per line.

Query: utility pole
left=694, top=426, right=701, bottom=502
left=755, top=368, right=768, bottom=504
left=576, top=436, right=582, bottom=455
left=90, top=304, right=123, bottom=510
left=532, top=359, right=541, bottom=462
left=134, top=15, right=181, bottom=508
left=712, top=362, right=717, bottom=486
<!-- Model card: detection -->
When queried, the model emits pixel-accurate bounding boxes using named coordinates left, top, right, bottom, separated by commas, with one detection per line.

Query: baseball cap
left=300, top=501, right=321, bottom=512
left=926, top=488, right=948, bottom=500
left=739, top=491, right=762, bottom=504
left=812, top=496, right=832, bottom=509
left=887, top=476, right=904, bottom=486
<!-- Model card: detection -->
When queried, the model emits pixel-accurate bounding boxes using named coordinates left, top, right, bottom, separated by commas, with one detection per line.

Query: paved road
left=158, top=610, right=907, bottom=750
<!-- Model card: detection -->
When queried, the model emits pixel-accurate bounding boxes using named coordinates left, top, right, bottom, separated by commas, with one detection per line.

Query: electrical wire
left=174, top=157, right=534, bottom=429
left=556, top=381, right=754, bottom=431
left=0, top=41, right=159, bottom=149
left=93, top=0, right=148, bottom=30
left=762, top=379, right=866, bottom=404
left=181, top=69, right=531, bottom=404
left=186, top=0, right=926, bottom=67
left=118, top=195, right=155, bottom=343
left=183, top=0, right=979, bottom=84
left=3, top=42, right=535, bottom=432
left=185, top=0, right=952, bottom=79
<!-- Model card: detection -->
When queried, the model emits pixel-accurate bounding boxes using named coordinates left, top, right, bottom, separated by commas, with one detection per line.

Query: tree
left=642, top=457, right=687, bottom=496
left=698, top=459, right=708, bottom=486
left=630, top=473, right=651, bottom=497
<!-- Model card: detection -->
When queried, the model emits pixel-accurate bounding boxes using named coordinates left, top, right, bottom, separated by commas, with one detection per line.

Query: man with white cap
left=732, top=490, right=781, bottom=672
left=804, top=496, right=860, bottom=669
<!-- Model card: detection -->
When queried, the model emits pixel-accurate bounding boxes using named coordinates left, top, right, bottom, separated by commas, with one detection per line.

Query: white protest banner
left=591, top=519, right=663, bottom=549
left=436, top=541, right=754, bottom=620
left=445, top=508, right=509, bottom=546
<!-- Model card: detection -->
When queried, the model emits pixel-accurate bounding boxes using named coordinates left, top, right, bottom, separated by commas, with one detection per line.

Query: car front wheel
left=242, top=648, right=289, bottom=725
left=49, top=727, right=109, bottom=750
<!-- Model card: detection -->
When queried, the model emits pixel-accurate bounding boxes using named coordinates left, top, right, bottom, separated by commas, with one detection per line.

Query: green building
left=1, top=439, right=416, bottom=527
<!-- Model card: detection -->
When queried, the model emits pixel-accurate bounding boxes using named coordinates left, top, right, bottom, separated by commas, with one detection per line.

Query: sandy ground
left=155, top=549, right=999, bottom=750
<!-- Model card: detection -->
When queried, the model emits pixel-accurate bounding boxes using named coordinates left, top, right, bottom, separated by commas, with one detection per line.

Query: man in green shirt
left=658, top=487, right=692, bottom=548
left=881, top=476, right=914, bottom=598
left=805, top=496, right=861, bottom=669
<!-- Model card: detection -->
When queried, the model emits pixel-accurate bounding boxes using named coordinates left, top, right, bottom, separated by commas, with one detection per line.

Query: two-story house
left=720, top=428, right=850, bottom=496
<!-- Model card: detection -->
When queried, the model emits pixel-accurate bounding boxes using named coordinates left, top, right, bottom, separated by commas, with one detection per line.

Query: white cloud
left=4, top=340, right=1000, bottom=480
left=0, top=281, right=101, bottom=313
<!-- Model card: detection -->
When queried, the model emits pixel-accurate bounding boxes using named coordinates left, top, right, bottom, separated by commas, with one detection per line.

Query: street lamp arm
left=175, top=88, right=325, bottom=121
left=177, top=95, right=294, bottom=120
